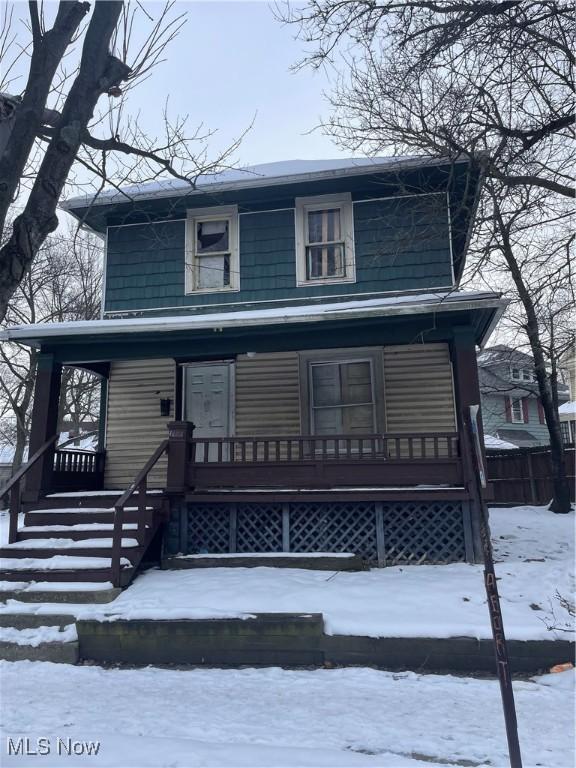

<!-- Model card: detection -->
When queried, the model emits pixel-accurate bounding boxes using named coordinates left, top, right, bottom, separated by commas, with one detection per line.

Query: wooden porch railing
left=53, top=446, right=105, bottom=491
left=181, top=431, right=462, bottom=489
left=190, top=432, right=459, bottom=463
left=111, top=439, right=168, bottom=587
left=0, top=431, right=98, bottom=544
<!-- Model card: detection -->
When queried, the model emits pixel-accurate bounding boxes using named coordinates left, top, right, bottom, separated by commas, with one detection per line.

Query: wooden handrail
left=1, top=435, right=58, bottom=503
left=1, top=429, right=100, bottom=544
left=110, top=439, right=168, bottom=587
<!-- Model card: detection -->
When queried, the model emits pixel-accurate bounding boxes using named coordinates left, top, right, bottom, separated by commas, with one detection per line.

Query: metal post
left=464, top=406, right=522, bottom=768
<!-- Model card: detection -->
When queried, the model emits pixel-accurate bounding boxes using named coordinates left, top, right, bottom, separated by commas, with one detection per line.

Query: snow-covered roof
left=61, top=155, right=466, bottom=210
left=0, top=290, right=506, bottom=346
left=483, top=434, right=517, bottom=450
left=559, top=401, right=576, bottom=417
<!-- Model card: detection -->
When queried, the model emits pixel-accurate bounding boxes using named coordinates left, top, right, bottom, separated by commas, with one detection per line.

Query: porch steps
left=2, top=493, right=166, bottom=591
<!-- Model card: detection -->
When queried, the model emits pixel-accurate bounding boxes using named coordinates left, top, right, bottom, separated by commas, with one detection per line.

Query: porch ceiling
left=1, top=290, right=506, bottom=364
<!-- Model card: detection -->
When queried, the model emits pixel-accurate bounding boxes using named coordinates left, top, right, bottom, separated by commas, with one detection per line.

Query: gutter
left=0, top=293, right=508, bottom=347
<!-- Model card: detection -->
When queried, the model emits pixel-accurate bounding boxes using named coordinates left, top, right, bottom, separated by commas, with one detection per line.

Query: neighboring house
left=559, top=401, right=576, bottom=444
left=0, top=155, right=508, bottom=579
left=558, top=342, right=576, bottom=444
left=478, top=344, right=570, bottom=448
left=560, top=342, right=576, bottom=400
left=0, top=445, right=13, bottom=507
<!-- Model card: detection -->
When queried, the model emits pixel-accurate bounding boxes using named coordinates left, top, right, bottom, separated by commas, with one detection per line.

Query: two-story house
left=478, top=344, right=570, bottom=447
left=0, top=156, right=507, bottom=588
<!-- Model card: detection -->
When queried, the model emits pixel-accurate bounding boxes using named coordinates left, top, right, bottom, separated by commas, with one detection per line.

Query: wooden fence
left=486, top=445, right=575, bottom=505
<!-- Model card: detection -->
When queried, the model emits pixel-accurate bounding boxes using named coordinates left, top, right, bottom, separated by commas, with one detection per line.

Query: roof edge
left=60, top=155, right=475, bottom=213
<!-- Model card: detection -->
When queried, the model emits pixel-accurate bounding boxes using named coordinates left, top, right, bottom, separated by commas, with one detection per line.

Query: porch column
left=450, top=326, right=484, bottom=562
left=451, top=327, right=485, bottom=443
left=97, top=376, right=108, bottom=452
left=24, top=352, right=62, bottom=501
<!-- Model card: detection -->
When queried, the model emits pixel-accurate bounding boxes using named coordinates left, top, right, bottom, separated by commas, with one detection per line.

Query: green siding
left=482, top=394, right=550, bottom=445
left=104, top=194, right=453, bottom=314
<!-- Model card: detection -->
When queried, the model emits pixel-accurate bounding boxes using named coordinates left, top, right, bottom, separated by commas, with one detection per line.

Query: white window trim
left=510, top=366, right=535, bottom=382
left=185, top=205, right=240, bottom=294
left=295, top=192, right=356, bottom=287
left=509, top=396, right=525, bottom=423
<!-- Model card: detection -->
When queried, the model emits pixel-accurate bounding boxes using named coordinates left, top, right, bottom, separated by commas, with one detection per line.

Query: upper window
left=509, top=396, right=525, bottom=423
left=185, top=205, right=239, bottom=293
left=510, top=366, right=535, bottom=382
left=295, top=194, right=355, bottom=286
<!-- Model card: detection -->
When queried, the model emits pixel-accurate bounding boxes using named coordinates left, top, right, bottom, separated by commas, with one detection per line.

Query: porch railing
left=53, top=446, right=105, bottom=491
left=190, top=432, right=458, bottom=463
left=182, top=431, right=462, bottom=489
left=1, top=431, right=99, bottom=544
left=111, top=439, right=168, bottom=586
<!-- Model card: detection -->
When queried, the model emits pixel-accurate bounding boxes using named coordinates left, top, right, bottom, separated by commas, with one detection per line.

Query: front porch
left=1, top=291, right=506, bottom=580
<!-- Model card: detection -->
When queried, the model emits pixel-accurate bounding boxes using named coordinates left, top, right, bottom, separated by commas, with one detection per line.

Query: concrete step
left=0, top=612, right=76, bottom=629
left=0, top=640, right=79, bottom=663
left=0, top=620, right=79, bottom=663
left=0, top=585, right=121, bottom=603
left=162, top=553, right=366, bottom=571
left=77, top=614, right=325, bottom=666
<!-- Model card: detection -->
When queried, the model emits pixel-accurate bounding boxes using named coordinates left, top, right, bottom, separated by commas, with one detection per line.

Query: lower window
left=309, top=359, right=375, bottom=434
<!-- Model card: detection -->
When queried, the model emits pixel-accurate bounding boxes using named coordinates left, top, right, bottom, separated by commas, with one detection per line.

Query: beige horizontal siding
left=235, top=352, right=301, bottom=436
left=104, top=359, right=175, bottom=488
left=383, top=343, right=456, bottom=433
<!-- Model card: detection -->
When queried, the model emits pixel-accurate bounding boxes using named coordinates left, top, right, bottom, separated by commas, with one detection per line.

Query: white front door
left=183, top=363, right=233, bottom=458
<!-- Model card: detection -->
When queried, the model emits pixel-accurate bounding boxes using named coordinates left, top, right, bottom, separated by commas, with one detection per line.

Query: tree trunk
left=0, top=1, right=128, bottom=321
left=494, top=204, right=571, bottom=513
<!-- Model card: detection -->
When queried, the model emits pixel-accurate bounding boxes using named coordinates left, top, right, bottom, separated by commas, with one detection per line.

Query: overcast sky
left=134, top=0, right=349, bottom=167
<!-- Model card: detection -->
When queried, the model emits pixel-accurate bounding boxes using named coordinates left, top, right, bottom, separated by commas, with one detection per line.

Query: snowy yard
left=0, top=505, right=574, bottom=766
left=1, top=662, right=574, bottom=767
left=7, top=505, right=568, bottom=640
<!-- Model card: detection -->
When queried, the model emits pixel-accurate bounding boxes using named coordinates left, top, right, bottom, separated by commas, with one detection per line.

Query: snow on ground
left=0, top=662, right=574, bottom=767
left=37, top=505, right=568, bottom=640
left=0, top=506, right=573, bottom=639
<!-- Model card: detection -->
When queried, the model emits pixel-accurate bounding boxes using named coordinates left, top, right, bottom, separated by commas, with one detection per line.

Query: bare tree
left=0, top=1, right=242, bottom=321
left=280, top=0, right=575, bottom=512
left=0, top=224, right=103, bottom=470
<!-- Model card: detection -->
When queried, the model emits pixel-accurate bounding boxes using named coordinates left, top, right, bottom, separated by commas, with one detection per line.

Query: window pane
left=511, top=368, right=520, bottom=379
left=342, top=361, right=372, bottom=404
left=196, top=219, right=229, bottom=254
left=511, top=398, right=523, bottom=421
left=307, top=209, right=341, bottom=244
left=197, top=255, right=230, bottom=289
left=311, top=364, right=341, bottom=406
left=313, top=407, right=342, bottom=435
left=307, top=245, right=344, bottom=279
left=343, top=404, right=374, bottom=433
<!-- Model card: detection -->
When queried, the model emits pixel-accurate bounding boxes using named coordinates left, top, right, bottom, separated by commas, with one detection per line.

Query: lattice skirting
left=166, top=500, right=474, bottom=565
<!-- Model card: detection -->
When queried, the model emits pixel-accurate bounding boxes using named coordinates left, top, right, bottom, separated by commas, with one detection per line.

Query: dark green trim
left=38, top=308, right=496, bottom=365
